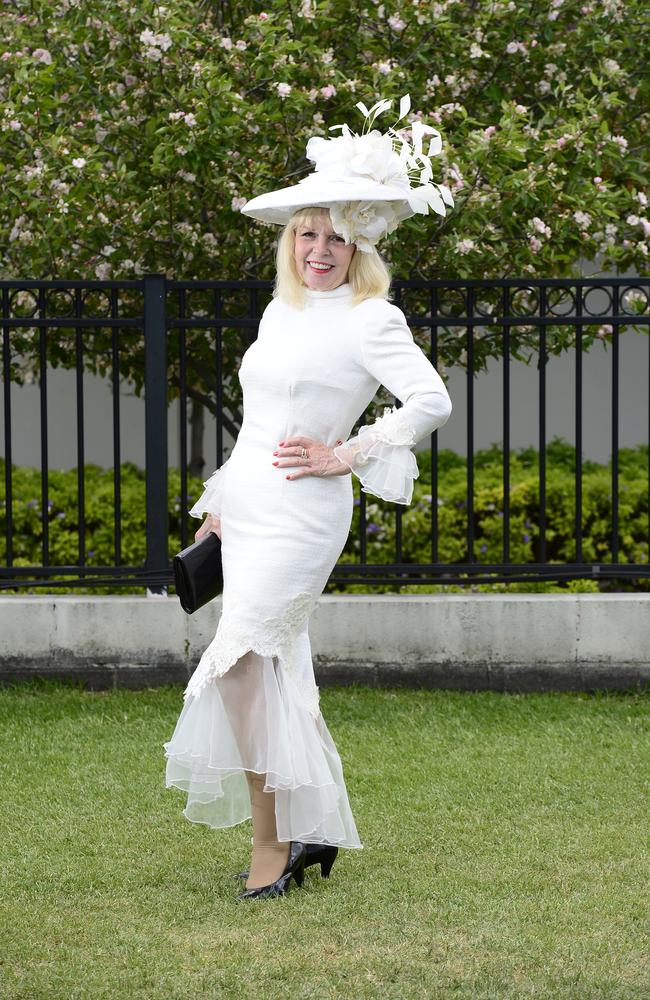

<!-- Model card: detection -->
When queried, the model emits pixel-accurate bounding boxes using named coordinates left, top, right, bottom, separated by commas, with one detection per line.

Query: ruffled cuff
left=188, top=462, right=229, bottom=520
left=333, top=406, right=420, bottom=504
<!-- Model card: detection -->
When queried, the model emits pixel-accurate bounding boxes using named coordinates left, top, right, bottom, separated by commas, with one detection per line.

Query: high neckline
left=304, top=282, right=352, bottom=301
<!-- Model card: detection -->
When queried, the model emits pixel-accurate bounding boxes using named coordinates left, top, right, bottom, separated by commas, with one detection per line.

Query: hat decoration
left=240, top=94, right=454, bottom=252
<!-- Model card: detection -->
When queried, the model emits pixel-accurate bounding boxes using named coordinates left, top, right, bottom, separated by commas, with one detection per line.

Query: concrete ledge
left=1, top=594, right=648, bottom=693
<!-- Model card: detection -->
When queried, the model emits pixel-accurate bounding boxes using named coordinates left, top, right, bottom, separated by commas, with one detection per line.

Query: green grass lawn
left=1, top=682, right=648, bottom=1000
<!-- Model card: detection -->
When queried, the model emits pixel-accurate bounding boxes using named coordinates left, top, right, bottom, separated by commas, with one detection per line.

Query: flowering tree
left=1, top=0, right=648, bottom=467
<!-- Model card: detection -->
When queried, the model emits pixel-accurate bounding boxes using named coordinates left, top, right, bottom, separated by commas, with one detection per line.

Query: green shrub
left=0, top=460, right=205, bottom=595
left=1, top=437, right=648, bottom=594
left=336, top=437, right=649, bottom=594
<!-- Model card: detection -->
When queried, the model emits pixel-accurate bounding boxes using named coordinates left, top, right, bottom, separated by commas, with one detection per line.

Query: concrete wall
left=1, top=594, right=648, bottom=692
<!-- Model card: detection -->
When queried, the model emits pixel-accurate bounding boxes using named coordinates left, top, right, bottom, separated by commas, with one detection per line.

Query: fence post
left=144, top=273, right=168, bottom=596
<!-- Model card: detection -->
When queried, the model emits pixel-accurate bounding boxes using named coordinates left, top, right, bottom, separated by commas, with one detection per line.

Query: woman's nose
left=315, top=235, right=332, bottom=255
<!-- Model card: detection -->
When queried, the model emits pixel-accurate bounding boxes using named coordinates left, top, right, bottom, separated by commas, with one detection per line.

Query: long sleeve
left=188, top=459, right=230, bottom=520
left=333, top=302, right=452, bottom=504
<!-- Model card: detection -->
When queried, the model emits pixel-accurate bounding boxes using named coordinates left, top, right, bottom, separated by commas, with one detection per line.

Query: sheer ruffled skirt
left=164, top=443, right=361, bottom=848
left=163, top=648, right=363, bottom=848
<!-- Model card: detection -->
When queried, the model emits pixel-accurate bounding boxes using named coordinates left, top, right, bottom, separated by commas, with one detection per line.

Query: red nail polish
left=286, top=475, right=291, bottom=480
left=279, top=441, right=285, bottom=446
left=272, top=461, right=279, bottom=466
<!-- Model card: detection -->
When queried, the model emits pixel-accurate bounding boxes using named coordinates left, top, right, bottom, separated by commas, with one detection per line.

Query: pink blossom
left=32, top=48, right=53, bottom=65
left=484, top=125, right=496, bottom=138
left=259, top=11, right=269, bottom=19
left=320, top=84, right=336, bottom=99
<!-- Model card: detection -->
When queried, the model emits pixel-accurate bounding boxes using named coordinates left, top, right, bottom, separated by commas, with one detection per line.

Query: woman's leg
left=218, top=651, right=290, bottom=889
left=243, top=771, right=290, bottom=889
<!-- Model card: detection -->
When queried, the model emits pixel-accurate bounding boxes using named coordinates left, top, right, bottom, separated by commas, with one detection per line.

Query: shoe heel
left=293, top=854, right=306, bottom=887
left=319, top=846, right=338, bottom=878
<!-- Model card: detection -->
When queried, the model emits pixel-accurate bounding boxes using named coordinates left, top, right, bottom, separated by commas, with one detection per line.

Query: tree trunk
left=189, top=398, right=205, bottom=479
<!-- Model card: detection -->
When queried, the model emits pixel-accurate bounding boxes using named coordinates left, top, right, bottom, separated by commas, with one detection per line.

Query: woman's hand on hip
left=273, top=436, right=350, bottom=480
left=195, top=513, right=221, bottom=542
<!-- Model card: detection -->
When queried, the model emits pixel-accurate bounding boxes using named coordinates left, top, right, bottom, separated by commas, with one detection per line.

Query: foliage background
left=1, top=0, right=648, bottom=549
left=2, top=0, right=648, bottom=283
left=2, top=440, right=648, bottom=593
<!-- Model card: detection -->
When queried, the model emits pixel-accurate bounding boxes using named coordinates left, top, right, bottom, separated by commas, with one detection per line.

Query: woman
left=163, top=96, right=454, bottom=900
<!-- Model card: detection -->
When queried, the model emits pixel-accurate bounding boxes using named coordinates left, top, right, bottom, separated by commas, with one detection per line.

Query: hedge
left=1, top=437, right=648, bottom=594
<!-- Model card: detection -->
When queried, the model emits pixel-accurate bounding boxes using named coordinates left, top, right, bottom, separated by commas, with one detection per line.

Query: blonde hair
left=274, top=206, right=391, bottom=309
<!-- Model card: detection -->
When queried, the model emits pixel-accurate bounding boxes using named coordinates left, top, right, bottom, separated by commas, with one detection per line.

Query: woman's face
left=293, top=216, right=356, bottom=291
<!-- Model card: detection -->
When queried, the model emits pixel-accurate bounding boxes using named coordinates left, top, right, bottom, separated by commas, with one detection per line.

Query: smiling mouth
left=307, top=261, right=334, bottom=272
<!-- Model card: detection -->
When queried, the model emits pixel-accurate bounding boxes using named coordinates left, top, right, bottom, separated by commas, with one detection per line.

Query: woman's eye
left=331, top=236, right=345, bottom=243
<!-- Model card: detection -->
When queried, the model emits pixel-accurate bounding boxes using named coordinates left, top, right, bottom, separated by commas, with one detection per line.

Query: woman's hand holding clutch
left=195, top=513, right=222, bottom=542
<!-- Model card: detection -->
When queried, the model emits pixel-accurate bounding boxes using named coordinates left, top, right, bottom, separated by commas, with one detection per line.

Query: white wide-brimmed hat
left=240, top=95, right=454, bottom=252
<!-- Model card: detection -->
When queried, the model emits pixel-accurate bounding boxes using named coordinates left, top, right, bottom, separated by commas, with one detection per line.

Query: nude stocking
left=216, top=651, right=291, bottom=887
left=244, top=770, right=290, bottom=889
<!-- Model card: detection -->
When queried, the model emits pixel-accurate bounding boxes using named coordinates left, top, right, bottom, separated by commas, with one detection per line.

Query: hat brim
left=240, top=177, right=416, bottom=226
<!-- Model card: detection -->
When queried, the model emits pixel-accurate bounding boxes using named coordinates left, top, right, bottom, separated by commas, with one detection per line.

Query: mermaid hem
left=164, top=652, right=363, bottom=848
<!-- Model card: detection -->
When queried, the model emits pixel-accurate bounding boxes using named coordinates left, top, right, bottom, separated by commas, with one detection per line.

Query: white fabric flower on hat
left=239, top=94, right=456, bottom=246
left=306, top=130, right=408, bottom=188
left=304, top=96, right=453, bottom=249
left=329, top=199, right=402, bottom=253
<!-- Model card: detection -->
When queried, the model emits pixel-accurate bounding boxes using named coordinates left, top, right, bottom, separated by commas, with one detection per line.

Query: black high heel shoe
left=235, top=841, right=307, bottom=901
left=234, top=842, right=338, bottom=882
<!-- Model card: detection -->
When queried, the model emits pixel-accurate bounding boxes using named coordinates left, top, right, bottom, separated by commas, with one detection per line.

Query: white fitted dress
left=163, top=281, right=452, bottom=848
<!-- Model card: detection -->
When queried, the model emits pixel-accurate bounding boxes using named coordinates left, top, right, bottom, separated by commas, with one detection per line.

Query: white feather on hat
left=240, top=95, right=455, bottom=252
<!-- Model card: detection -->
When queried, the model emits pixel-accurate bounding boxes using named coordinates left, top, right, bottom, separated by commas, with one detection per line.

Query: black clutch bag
left=173, top=531, right=223, bottom=614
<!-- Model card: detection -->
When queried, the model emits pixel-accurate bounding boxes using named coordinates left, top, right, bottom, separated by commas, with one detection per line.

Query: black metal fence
left=1, top=274, right=649, bottom=591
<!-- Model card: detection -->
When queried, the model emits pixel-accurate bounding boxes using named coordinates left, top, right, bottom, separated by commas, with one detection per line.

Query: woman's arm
left=333, top=303, right=452, bottom=504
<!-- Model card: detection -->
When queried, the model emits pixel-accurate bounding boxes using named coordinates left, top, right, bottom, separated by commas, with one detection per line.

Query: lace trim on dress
left=333, top=405, right=420, bottom=504
left=183, top=591, right=320, bottom=716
